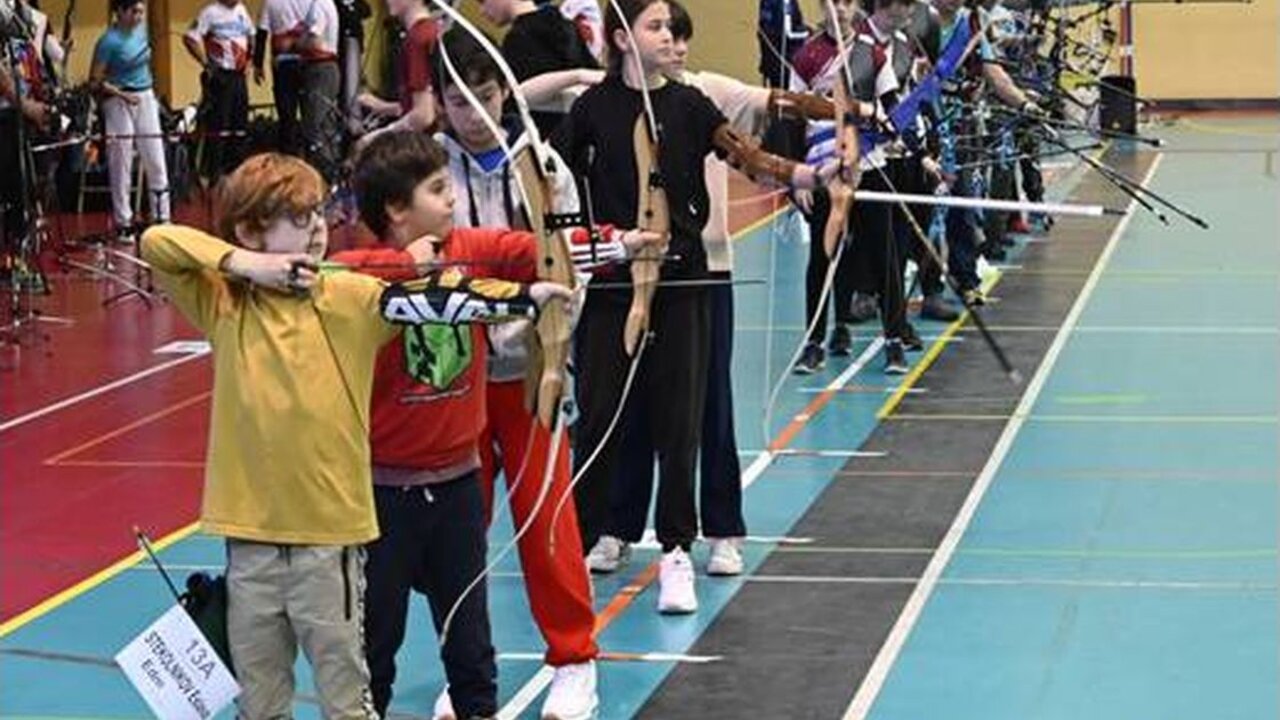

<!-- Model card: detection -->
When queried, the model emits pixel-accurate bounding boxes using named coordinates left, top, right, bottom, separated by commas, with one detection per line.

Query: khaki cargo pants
left=227, top=540, right=378, bottom=719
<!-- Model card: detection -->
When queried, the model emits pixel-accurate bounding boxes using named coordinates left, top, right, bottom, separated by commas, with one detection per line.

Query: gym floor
left=1, top=112, right=1276, bottom=719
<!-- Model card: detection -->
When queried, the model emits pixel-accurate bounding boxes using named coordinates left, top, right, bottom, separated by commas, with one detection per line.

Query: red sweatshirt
left=330, top=227, right=537, bottom=480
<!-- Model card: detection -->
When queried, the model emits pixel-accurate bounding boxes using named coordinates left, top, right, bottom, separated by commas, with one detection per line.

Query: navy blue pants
left=363, top=474, right=496, bottom=718
left=613, top=280, right=747, bottom=544
left=945, top=165, right=984, bottom=293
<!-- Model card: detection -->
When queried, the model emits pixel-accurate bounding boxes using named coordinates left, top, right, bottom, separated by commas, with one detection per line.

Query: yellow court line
left=878, top=137, right=1125, bottom=421
left=887, top=413, right=1010, bottom=422
left=731, top=205, right=789, bottom=242
left=0, top=522, right=201, bottom=638
left=1, top=203, right=790, bottom=642
left=877, top=271, right=1004, bottom=420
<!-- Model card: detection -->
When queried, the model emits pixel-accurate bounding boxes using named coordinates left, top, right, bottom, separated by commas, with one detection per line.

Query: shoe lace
left=664, top=550, right=693, bottom=575
left=591, top=537, right=616, bottom=557
left=716, top=541, right=741, bottom=560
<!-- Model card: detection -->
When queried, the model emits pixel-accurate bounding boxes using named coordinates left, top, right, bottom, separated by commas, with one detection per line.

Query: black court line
left=635, top=148, right=1157, bottom=720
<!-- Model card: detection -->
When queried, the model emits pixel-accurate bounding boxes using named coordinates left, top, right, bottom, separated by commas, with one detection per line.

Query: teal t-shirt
left=939, top=7, right=995, bottom=64
left=93, top=25, right=153, bottom=90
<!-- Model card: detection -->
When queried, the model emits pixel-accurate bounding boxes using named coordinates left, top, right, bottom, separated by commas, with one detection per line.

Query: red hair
left=215, top=153, right=327, bottom=246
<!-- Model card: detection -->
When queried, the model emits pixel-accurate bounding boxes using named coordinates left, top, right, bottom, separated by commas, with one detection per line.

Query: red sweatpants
left=479, top=380, right=599, bottom=666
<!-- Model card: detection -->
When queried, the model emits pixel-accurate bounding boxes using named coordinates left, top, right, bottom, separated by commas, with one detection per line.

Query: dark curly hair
left=351, top=131, right=448, bottom=238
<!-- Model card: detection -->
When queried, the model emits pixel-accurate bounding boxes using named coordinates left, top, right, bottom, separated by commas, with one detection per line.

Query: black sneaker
left=794, top=343, right=826, bottom=375
left=980, top=241, right=1008, bottom=262
left=884, top=340, right=909, bottom=375
left=828, top=324, right=853, bottom=356
left=1030, top=212, right=1053, bottom=233
left=849, top=293, right=878, bottom=323
left=902, top=323, right=924, bottom=352
left=920, top=293, right=961, bottom=322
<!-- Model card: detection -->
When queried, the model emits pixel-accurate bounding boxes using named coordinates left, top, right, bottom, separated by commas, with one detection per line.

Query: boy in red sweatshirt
left=332, top=130, right=654, bottom=720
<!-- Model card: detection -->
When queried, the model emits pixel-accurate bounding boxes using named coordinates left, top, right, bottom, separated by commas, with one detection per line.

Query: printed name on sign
left=115, top=604, right=239, bottom=720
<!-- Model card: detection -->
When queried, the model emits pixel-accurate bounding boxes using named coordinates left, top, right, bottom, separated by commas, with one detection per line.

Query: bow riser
left=822, top=75, right=859, bottom=258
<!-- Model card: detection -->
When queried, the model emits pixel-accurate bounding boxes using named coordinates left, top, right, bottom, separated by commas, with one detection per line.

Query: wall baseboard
left=1149, top=98, right=1280, bottom=111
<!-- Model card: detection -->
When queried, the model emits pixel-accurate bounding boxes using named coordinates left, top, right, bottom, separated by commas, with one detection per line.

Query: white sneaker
left=657, top=548, right=698, bottom=614
left=541, top=660, right=599, bottom=720
left=586, top=535, right=630, bottom=574
left=706, top=538, right=745, bottom=576
left=433, top=686, right=456, bottom=720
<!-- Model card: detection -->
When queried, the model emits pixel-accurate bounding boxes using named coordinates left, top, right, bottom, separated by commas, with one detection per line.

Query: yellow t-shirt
left=143, top=225, right=398, bottom=545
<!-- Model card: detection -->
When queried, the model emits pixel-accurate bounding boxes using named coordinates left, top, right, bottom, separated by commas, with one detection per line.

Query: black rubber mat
left=635, top=149, right=1157, bottom=719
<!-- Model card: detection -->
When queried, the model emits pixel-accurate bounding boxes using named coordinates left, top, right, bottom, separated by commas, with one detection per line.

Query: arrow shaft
left=852, top=189, right=1112, bottom=217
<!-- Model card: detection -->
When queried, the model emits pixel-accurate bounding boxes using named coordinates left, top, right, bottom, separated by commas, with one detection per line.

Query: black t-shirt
left=502, top=5, right=599, bottom=137
left=554, top=74, right=728, bottom=281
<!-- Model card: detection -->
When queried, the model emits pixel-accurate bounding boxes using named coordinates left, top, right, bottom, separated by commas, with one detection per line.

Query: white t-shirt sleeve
left=697, top=71, right=773, bottom=137
left=186, top=5, right=212, bottom=44
left=308, top=0, right=340, bottom=55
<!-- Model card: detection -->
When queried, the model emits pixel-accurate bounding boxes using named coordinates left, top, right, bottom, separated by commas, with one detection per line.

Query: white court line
left=127, top=563, right=220, bottom=573
left=960, top=325, right=1280, bottom=335
left=497, top=340, right=886, bottom=718
left=743, top=574, right=1272, bottom=591
left=1075, top=325, right=1280, bottom=335
left=798, top=386, right=929, bottom=395
left=499, top=651, right=724, bottom=664
left=771, top=449, right=888, bottom=458
left=0, top=348, right=210, bottom=433
left=629, top=530, right=814, bottom=551
left=739, top=448, right=887, bottom=456
left=841, top=154, right=1166, bottom=720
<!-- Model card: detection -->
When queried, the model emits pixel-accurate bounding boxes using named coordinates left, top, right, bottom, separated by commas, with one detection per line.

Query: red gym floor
left=0, top=175, right=786, bottom=625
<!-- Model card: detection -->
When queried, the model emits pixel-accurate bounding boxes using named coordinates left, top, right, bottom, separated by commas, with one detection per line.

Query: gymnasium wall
left=1131, top=1, right=1279, bottom=101
left=677, top=0, right=1279, bottom=102
left=40, top=0, right=1278, bottom=108
left=41, top=0, right=274, bottom=108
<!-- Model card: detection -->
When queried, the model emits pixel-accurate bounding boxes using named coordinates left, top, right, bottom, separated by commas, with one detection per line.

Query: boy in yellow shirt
left=141, top=152, right=567, bottom=719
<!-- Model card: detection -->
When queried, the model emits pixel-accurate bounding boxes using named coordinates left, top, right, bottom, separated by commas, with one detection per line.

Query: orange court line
left=42, top=391, right=211, bottom=466
left=48, top=459, right=205, bottom=469
left=583, top=345, right=872, bottom=636
left=592, top=564, right=661, bottom=636
left=571, top=201, right=885, bottom=640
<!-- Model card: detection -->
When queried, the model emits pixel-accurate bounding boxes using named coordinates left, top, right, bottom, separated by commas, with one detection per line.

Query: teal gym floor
left=1, top=113, right=1275, bottom=719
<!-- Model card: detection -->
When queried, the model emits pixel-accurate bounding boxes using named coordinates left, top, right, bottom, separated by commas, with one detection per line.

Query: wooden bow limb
left=821, top=6, right=862, bottom=260
left=623, top=114, right=670, bottom=357
left=512, top=148, right=578, bottom=427
left=429, top=0, right=577, bottom=429
left=428, top=1, right=576, bottom=651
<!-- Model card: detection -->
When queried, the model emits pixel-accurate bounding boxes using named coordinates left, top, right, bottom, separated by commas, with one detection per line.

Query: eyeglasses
left=286, top=205, right=325, bottom=229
